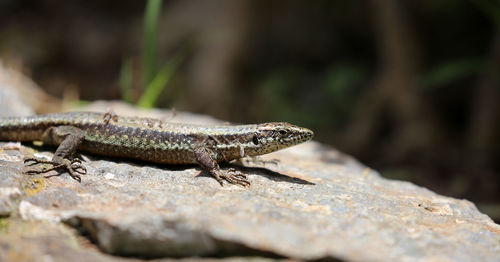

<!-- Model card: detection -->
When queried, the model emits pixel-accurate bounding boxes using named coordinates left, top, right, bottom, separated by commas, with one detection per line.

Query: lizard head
left=244, top=122, right=314, bottom=156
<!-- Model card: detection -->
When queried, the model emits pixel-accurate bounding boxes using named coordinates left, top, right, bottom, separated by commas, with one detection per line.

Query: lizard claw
left=215, top=168, right=251, bottom=187
left=24, top=156, right=87, bottom=182
left=70, top=159, right=87, bottom=174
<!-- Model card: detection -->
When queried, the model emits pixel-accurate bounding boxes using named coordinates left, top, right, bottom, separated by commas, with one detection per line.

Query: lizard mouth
left=278, top=127, right=314, bottom=147
left=301, top=128, right=314, bottom=141
left=291, top=127, right=314, bottom=144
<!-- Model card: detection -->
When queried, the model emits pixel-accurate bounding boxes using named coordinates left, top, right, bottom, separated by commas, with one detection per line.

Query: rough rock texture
left=0, top=219, right=137, bottom=262
left=1, top=102, right=500, bottom=261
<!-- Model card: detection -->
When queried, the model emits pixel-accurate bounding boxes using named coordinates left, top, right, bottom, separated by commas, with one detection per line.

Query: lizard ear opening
left=252, top=136, right=259, bottom=145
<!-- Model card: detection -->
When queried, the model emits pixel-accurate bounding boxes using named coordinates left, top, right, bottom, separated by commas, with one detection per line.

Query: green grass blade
left=119, top=57, right=133, bottom=103
left=143, top=0, right=163, bottom=88
left=137, top=53, right=183, bottom=108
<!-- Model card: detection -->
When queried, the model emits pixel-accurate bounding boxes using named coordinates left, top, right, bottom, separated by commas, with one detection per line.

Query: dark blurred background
left=0, top=0, right=499, bottom=221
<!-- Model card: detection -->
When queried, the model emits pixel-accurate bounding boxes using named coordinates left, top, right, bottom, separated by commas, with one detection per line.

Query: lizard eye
left=278, top=130, right=287, bottom=135
left=252, top=136, right=259, bottom=145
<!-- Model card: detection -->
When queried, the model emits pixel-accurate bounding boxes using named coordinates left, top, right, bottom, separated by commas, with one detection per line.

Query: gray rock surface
left=0, top=219, right=137, bottom=262
left=1, top=101, right=500, bottom=261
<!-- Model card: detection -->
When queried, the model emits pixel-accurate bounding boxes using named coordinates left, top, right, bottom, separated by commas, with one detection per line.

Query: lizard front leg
left=25, top=126, right=87, bottom=182
left=194, top=147, right=250, bottom=187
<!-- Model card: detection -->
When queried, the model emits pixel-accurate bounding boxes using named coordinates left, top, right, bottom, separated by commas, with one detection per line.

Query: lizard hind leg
left=24, top=126, right=87, bottom=182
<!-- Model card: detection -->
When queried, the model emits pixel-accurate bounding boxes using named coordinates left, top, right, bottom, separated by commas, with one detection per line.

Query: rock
left=0, top=145, right=25, bottom=217
left=0, top=219, right=133, bottom=262
left=0, top=60, right=61, bottom=115
left=0, top=101, right=499, bottom=261
left=0, top=186, right=22, bottom=217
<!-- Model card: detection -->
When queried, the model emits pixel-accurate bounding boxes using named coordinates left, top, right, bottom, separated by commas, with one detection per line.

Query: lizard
left=0, top=112, right=314, bottom=186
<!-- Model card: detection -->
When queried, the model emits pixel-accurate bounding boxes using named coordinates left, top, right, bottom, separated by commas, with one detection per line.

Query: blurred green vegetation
left=469, top=0, right=500, bottom=25
left=119, top=57, right=133, bottom=103
left=257, top=64, right=367, bottom=128
left=120, top=0, right=182, bottom=108
left=420, top=58, right=483, bottom=89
